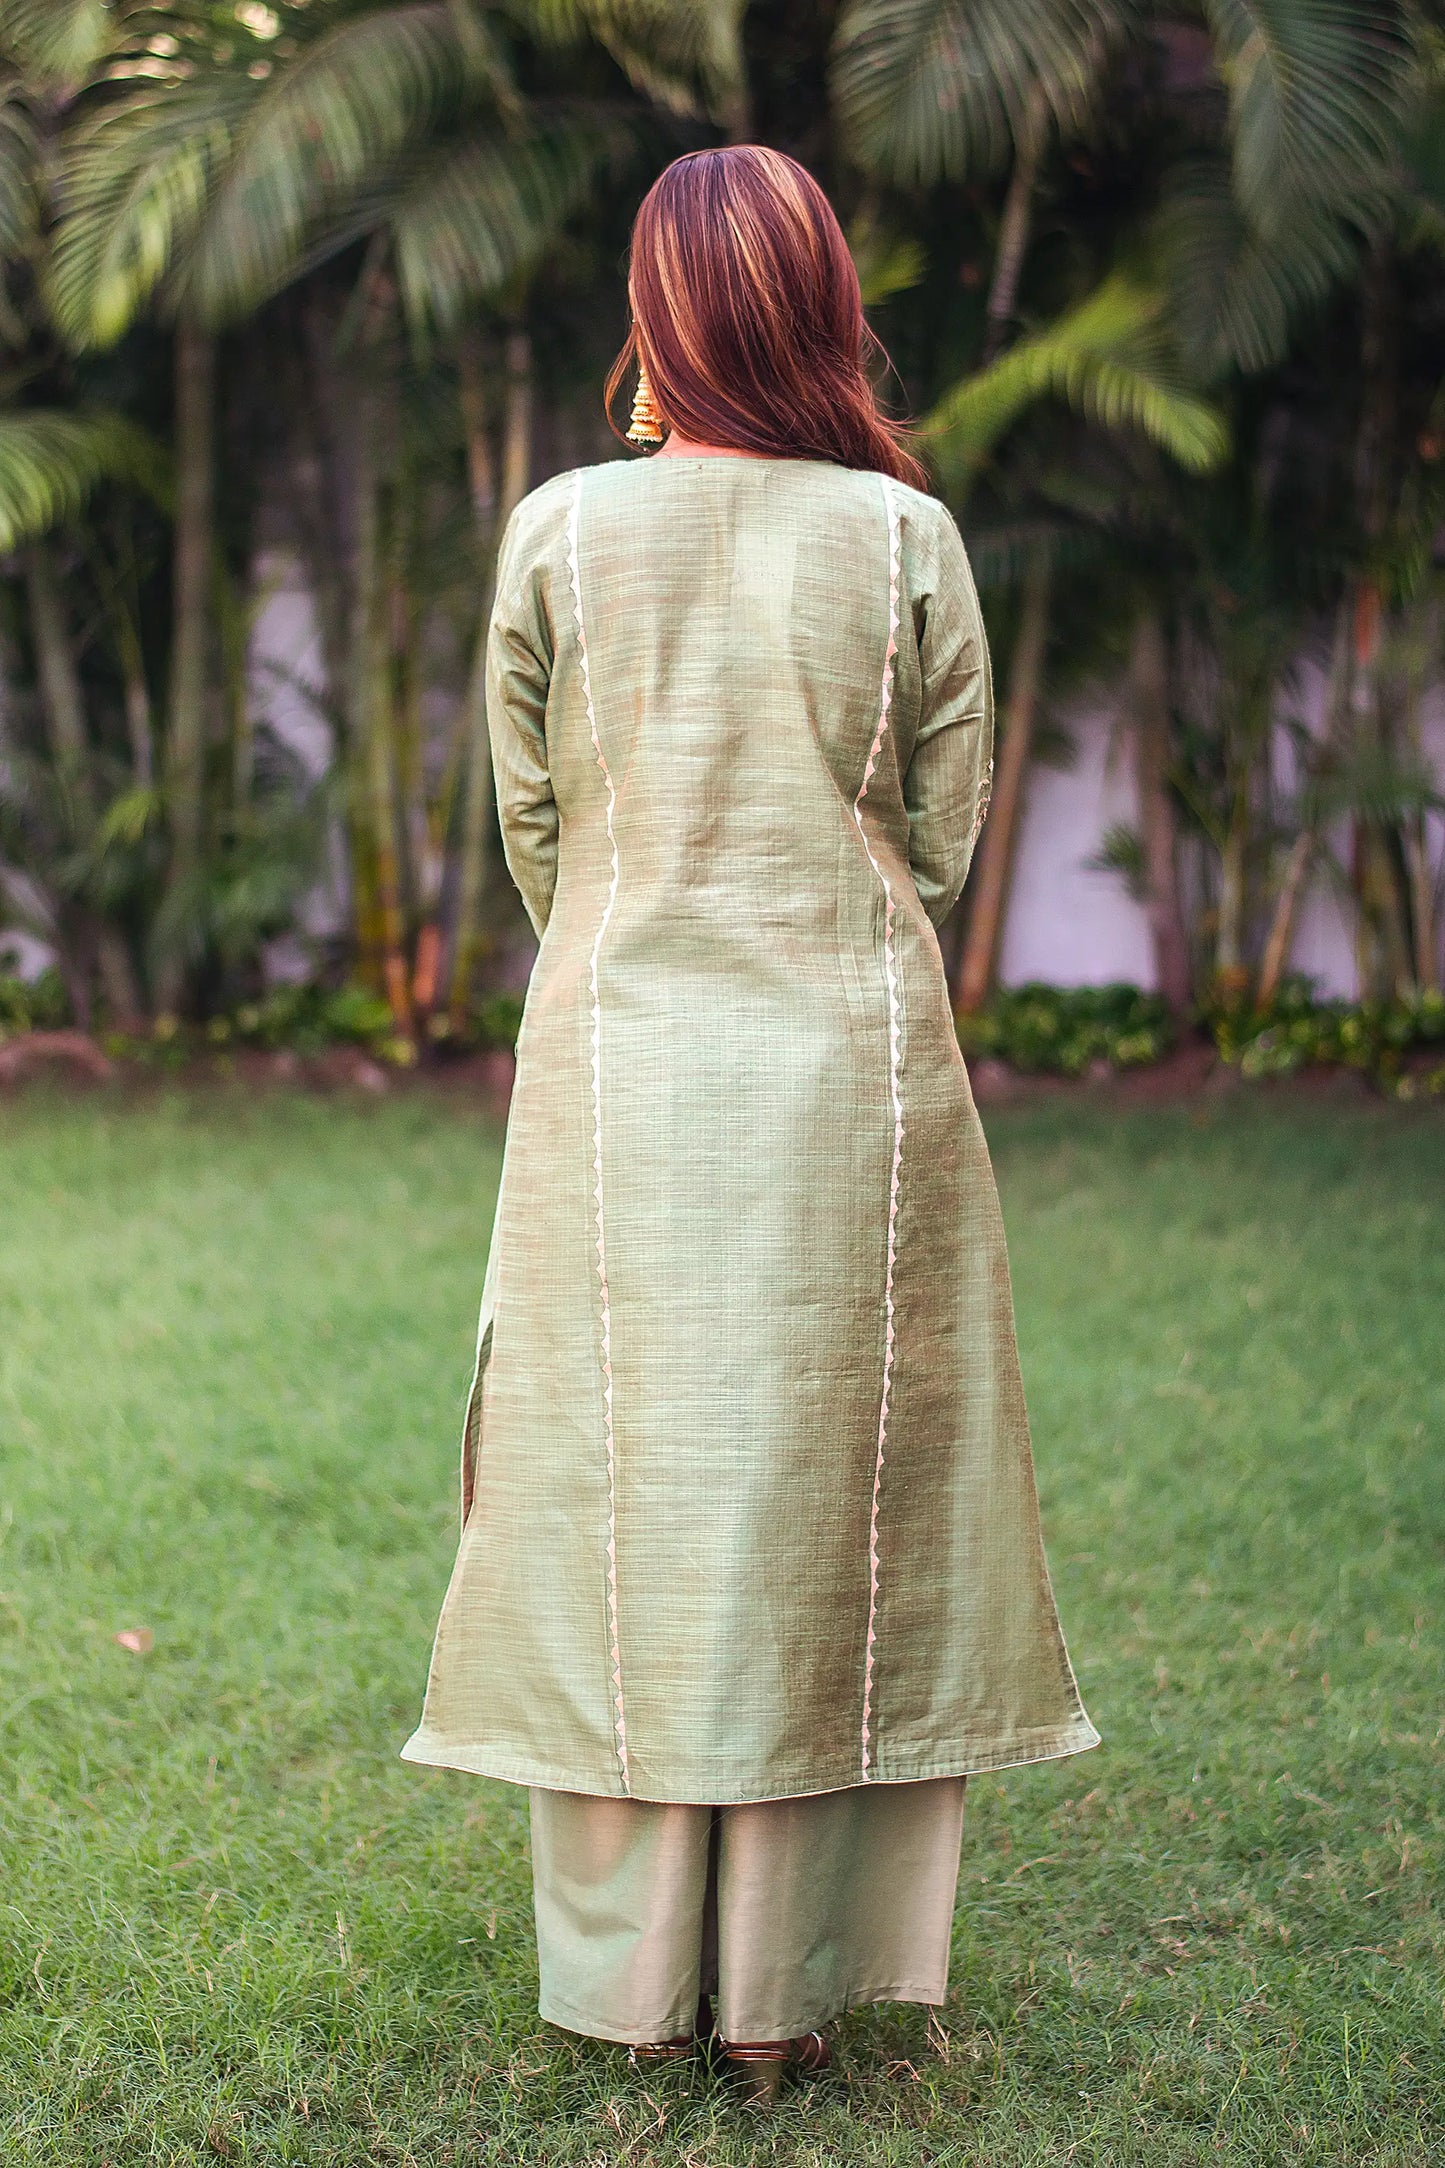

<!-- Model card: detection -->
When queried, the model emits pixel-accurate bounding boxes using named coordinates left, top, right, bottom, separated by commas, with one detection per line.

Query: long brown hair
left=605, top=146, right=926, bottom=487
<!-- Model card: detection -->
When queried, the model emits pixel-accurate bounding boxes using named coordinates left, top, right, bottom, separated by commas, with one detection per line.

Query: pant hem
left=539, top=1978, right=947, bottom=2049
left=719, top=1979, right=947, bottom=2042
left=539, top=1994, right=699, bottom=2046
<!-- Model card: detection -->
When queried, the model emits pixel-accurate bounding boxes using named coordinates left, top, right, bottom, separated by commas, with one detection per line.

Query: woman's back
left=508, top=456, right=984, bottom=1033
left=403, top=455, right=1095, bottom=1805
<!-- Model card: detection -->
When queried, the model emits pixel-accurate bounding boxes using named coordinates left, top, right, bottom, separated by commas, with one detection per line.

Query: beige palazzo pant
left=529, top=1777, right=968, bottom=2045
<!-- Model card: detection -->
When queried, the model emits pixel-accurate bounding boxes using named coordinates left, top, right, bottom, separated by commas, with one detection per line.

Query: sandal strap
left=627, top=2034, right=694, bottom=2063
left=720, top=2031, right=828, bottom=2067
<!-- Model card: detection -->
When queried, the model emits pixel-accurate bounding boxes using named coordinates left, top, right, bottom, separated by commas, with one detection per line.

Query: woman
left=403, top=145, right=1097, bottom=2097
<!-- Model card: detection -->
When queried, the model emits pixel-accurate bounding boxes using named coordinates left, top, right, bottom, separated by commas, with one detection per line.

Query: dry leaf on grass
left=114, top=1628, right=154, bottom=1654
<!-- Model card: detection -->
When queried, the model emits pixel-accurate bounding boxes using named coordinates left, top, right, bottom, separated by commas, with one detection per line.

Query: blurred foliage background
left=0, top=0, right=1440, bottom=1058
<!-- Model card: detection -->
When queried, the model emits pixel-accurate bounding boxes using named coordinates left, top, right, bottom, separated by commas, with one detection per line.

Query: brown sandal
left=720, top=2030, right=831, bottom=2104
left=626, top=1996, right=714, bottom=2068
left=627, top=2033, right=694, bottom=2066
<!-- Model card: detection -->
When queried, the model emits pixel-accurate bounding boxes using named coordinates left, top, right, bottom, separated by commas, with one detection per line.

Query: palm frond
left=182, top=2, right=517, bottom=326
left=926, top=275, right=1229, bottom=481
left=527, top=0, right=748, bottom=126
left=1155, top=157, right=1357, bottom=378
left=849, top=209, right=927, bottom=305
left=148, top=751, right=334, bottom=977
left=0, top=0, right=111, bottom=87
left=0, top=409, right=170, bottom=550
left=1311, top=744, right=1444, bottom=826
left=1086, top=820, right=1147, bottom=899
left=830, top=0, right=1123, bottom=182
left=1204, top=0, right=1412, bottom=234
left=94, top=783, right=163, bottom=851
left=49, top=73, right=258, bottom=350
left=0, top=83, right=39, bottom=259
left=391, top=111, right=627, bottom=329
left=1397, top=69, right=1445, bottom=242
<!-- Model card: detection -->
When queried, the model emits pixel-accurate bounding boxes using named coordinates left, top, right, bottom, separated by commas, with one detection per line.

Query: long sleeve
left=902, top=505, right=994, bottom=927
left=486, top=506, right=559, bottom=940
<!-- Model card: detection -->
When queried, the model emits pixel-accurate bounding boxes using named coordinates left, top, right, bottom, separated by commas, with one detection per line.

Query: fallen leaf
left=114, top=1628, right=154, bottom=1654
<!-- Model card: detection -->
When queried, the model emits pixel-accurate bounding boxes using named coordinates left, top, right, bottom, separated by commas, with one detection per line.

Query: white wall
left=1000, top=681, right=1445, bottom=1001
left=247, top=550, right=350, bottom=984
left=998, top=706, right=1156, bottom=990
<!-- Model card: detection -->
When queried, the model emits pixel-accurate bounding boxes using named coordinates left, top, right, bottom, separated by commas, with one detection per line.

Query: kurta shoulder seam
left=857, top=472, right=905, bottom=1781
left=566, top=466, right=630, bottom=1795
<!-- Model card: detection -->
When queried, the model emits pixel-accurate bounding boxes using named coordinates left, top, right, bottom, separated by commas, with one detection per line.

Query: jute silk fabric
left=402, top=456, right=1099, bottom=1803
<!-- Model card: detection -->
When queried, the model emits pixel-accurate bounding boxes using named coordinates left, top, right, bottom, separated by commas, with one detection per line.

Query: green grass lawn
left=0, top=1085, right=1440, bottom=2166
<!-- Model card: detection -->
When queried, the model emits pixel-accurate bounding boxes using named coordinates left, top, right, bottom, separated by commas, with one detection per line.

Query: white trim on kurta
left=856, top=474, right=905, bottom=1780
left=970, top=755, right=994, bottom=857
left=567, top=468, right=630, bottom=1794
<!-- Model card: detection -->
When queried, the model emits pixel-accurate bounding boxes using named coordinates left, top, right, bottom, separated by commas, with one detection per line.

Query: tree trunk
left=25, top=541, right=144, bottom=1024
left=350, top=397, right=413, bottom=1040
left=456, top=325, right=496, bottom=528
left=157, top=315, right=217, bottom=1010
left=1347, top=573, right=1414, bottom=999
left=499, top=322, right=533, bottom=524
left=1403, top=817, right=1440, bottom=993
left=118, top=624, right=155, bottom=788
left=1257, top=595, right=1347, bottom=1009
left=293, top=299, right=353, bottom=725
left=1346, top=242, right=1411, bottom=999
left=1401, top=614, right=1440, bottom=993
left=26, top=542, right=90, bottom=776
left=982, top=83, right=1049, bottom=365
left=448, top=318, right=533, bottom=1030
left=1215, top=813, right=1249, bottom=998
left=1130, top=611, right=1193, bottom=1018
left=953, top=546, right=1051, bottom=1012
left=1255, top=831, right=1312, bottom=1010
left=95, top=931, right=142, bottom=1031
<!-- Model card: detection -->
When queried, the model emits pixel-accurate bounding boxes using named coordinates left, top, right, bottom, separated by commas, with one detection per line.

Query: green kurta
left=402, top=454, right=1098, bottom=1803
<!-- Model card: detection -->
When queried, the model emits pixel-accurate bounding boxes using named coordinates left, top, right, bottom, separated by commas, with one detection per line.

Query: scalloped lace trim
left=567, top=469, right=630, bottom=1793
left=856, top=474, right=904, bottom=1780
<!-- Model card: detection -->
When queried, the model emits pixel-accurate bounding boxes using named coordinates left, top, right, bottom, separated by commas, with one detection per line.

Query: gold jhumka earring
left=627, top=360, right=665, bottom=447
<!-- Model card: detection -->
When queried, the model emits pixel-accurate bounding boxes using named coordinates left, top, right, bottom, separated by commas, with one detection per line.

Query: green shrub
left=473, top=991, right=524, bottom=1050
left=0, top=968, right=72, bottom=1036
left=221, top=984, right=397, bottom=1052
left=424, top=992, right=524, bottom=1053
left=1209, top=978, right=1445, bottom=1091
left=956, top=982, right=1176, bottom=1076
left=101, top=981, right=524, bottom=1066
left=958, top=978, right=1445, bottom=1096
left=105, top=983, right=404, bottom=1065
left=14, top=956, right=1443, bottom=1099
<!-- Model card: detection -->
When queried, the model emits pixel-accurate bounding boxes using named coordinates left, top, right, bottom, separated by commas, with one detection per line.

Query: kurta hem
left=398, top=1718, right=1100, bottom=1802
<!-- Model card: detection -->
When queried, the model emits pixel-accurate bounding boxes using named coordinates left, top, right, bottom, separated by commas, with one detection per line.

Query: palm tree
left=49, top=0, right=745, bottom=1033
left=832, top=0, right=1125, bottom=356
left=924, top=274, right=1229, bottom=1011
left=0, top=0, right=202, bottom=1020
left=3, top=0, right=1437, bottom=1035
left=832, top=0, right=1421, bottom=1016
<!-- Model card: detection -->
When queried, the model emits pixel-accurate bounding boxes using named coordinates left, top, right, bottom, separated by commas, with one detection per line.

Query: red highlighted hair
left=606, top=146, right=926, bottom=488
